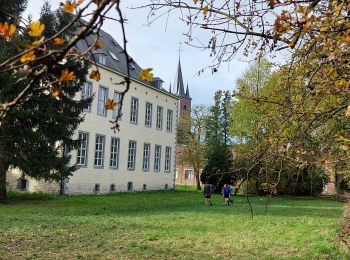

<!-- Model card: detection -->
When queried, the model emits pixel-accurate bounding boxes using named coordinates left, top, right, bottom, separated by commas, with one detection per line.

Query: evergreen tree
left=201, top=90, right=234, bottom=191
left=0, top=1, right=91, bottom=201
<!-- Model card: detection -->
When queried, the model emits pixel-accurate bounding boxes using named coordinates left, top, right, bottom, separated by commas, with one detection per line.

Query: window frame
left=166, top=109, right=173, bottom=132
left=81, top=81, right=93, bottom=112
left=130, top=97, right=139, bottom=124
left=142, top=143, right=151, bottom=171
left=165, top=146, right=171, bottom=172
left=112, top=91, right=122, bottom=120
left=94, top=134, right=105, bottom=168
left=144, top=102, right=153, bottom=127
left=97, top=85, right=108, bottom=116
left=76, top=131, right=89, bottom=167
left=156, top=106, right=163, bottom=130
left=154, top=144, right=161, bottom=172
left=127, top=140, right=137, bottom=170
left=109, top=137, right=120, bottom=169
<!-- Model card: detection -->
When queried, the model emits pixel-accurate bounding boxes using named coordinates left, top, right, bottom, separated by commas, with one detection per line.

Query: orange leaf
left=20, top=51, right=36, bottom=63
left=59, top=69, right=76, bottom=81
left=0, top=22, right=16, bottom=38
left=29, top=21, right=45, bottom=37
left=63, top=0, right=77, bottom=13
left=52, top=88, right=63, bottom=97
left=53, top=37, right=65, bottom=45
left=202, top=5, right=209, bottom=16
left=105, top=99, right=117, bottom=110
left=89, top=70, right=101, bottom=81
left=94, top=39, right=103, bottom=49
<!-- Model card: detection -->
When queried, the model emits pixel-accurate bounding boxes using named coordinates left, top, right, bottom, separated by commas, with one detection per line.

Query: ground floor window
left=185, top=170, right=193, bottom=180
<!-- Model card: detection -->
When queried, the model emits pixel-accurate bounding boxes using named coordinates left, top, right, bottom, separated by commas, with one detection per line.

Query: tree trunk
left=195, top=174, right=201, bottom=190
left=0, top=161, right=9, bottom=202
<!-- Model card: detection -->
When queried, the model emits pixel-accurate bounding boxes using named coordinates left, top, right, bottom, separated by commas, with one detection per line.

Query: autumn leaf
left=94, top=39, right=103, bottom=49
left=335, top=79, right=347, bottom=86
left=0, top=22, right=16, bottom=39
left=288, top=40, right=295, bottom=48
left=20, top=51, right=36, bottom=63
left=53, top=37, right=65, bottom=45
left=139, top=68, right=153, bottom=82
left=52, top=88, right=62, bottom=97
left=105, top=99, right=117, bottom=110
left=89, top=70, right=101, bottom=81
left=202, top=5, right=209, bottom=16
left=335, top=5, right=342, bottom=16
left=63, top=0, right=77, bottom=13
left=59, top=69, right=76, bottom=81
left=25, top=38, right=44, bottom=49
left=29, top=21, right=45, bottom=37
left=193, top=0, right=198, bottom=3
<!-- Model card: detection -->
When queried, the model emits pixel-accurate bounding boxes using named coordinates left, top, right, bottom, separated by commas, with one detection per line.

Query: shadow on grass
left=3, top=192, right=58, bottom=204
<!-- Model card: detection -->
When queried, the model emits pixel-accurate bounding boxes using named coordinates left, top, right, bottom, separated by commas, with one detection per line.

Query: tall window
left=94, top=135, right=105, bottom=167
left=112, top=91, right=122, bottom=119
left=185, top=170, right=193, bottom=179
left=97, top=86, right=108, bottom=116
left=166, top=109, right=173, bottom=132
left=127, top=141, right=137, bottom=170
left=81, top=81, right=92, bottom=112
left=130, top=97, right=138, bottom=124
left=142, top=143, right=151, bottom=171
left=154, top=145, right=161, bottom=171
left=165, top=146, right=171, bottom=172
left=77, top=132, right=88, bottom=166
left=110, top=137, right=120, bottom=168
left=156, top=106, right=163, bottom=130
left=145, top=102, right=152, bottom=127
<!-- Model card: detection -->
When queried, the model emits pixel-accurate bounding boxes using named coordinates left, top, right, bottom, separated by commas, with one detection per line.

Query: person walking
left=203, top=182, right=213, bottom=206
left=223, top=184, right=232, bottom=205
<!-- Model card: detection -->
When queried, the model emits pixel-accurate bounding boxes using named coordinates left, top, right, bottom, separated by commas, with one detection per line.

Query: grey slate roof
left=76, top=29, right=175, bottom=97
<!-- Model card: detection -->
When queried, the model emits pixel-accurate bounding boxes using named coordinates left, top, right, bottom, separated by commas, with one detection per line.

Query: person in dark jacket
left=223, top=184, right=232, bottom=205
left=203, top=182, right=213, bottom=206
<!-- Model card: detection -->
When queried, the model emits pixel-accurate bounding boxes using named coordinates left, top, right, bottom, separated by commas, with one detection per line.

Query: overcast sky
left=25, top=0, right=251, bottom=106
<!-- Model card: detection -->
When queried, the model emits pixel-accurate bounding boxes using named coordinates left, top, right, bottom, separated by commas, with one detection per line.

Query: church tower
left=172, top=58, right=192, bottom=115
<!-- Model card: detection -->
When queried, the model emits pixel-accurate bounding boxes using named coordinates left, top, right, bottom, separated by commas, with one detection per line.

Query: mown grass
left=0, top=188, right=346, bottom=259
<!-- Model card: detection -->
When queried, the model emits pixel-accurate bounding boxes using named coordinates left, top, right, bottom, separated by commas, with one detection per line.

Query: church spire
left=173, top=58, right=186, bottom=96
left=186, top=83, right=190, bottom=97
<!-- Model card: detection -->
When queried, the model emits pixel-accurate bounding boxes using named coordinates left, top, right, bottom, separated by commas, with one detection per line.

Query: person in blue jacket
left=223, top=184, right=232, bottom=205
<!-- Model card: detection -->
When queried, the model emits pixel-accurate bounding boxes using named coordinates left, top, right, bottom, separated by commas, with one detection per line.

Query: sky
left=25, top=0, right=250, bottom=106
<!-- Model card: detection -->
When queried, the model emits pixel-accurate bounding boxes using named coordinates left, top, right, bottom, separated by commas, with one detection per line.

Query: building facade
left=6, top=29, right=178, bottom=194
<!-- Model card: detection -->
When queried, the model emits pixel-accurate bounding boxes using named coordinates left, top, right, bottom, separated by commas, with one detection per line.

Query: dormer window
left=111, top=39, right=118, bottom=46
left=109, top=51, right=119, bottom=61
left=98, top=54, right=106, bottom=65
left=129, top=63, right=136, bottom=70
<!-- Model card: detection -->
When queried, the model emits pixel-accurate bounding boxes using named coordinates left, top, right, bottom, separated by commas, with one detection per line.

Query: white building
left=6, top=29, right=179, bottom=194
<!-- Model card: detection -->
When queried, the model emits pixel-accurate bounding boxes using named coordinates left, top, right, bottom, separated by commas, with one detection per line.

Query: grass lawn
left=0, top=187, right=346, bottom=259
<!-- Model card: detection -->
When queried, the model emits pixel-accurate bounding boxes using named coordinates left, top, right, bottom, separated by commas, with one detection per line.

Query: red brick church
left=169, top=58, right=198, bottom=186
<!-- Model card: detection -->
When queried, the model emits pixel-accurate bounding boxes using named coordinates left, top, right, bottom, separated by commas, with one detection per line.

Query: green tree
left=201, top=90, right=233, bottom=191
left=0, top=1, right=91, bottom=201
left=177, top=105, right=208, bottom=190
